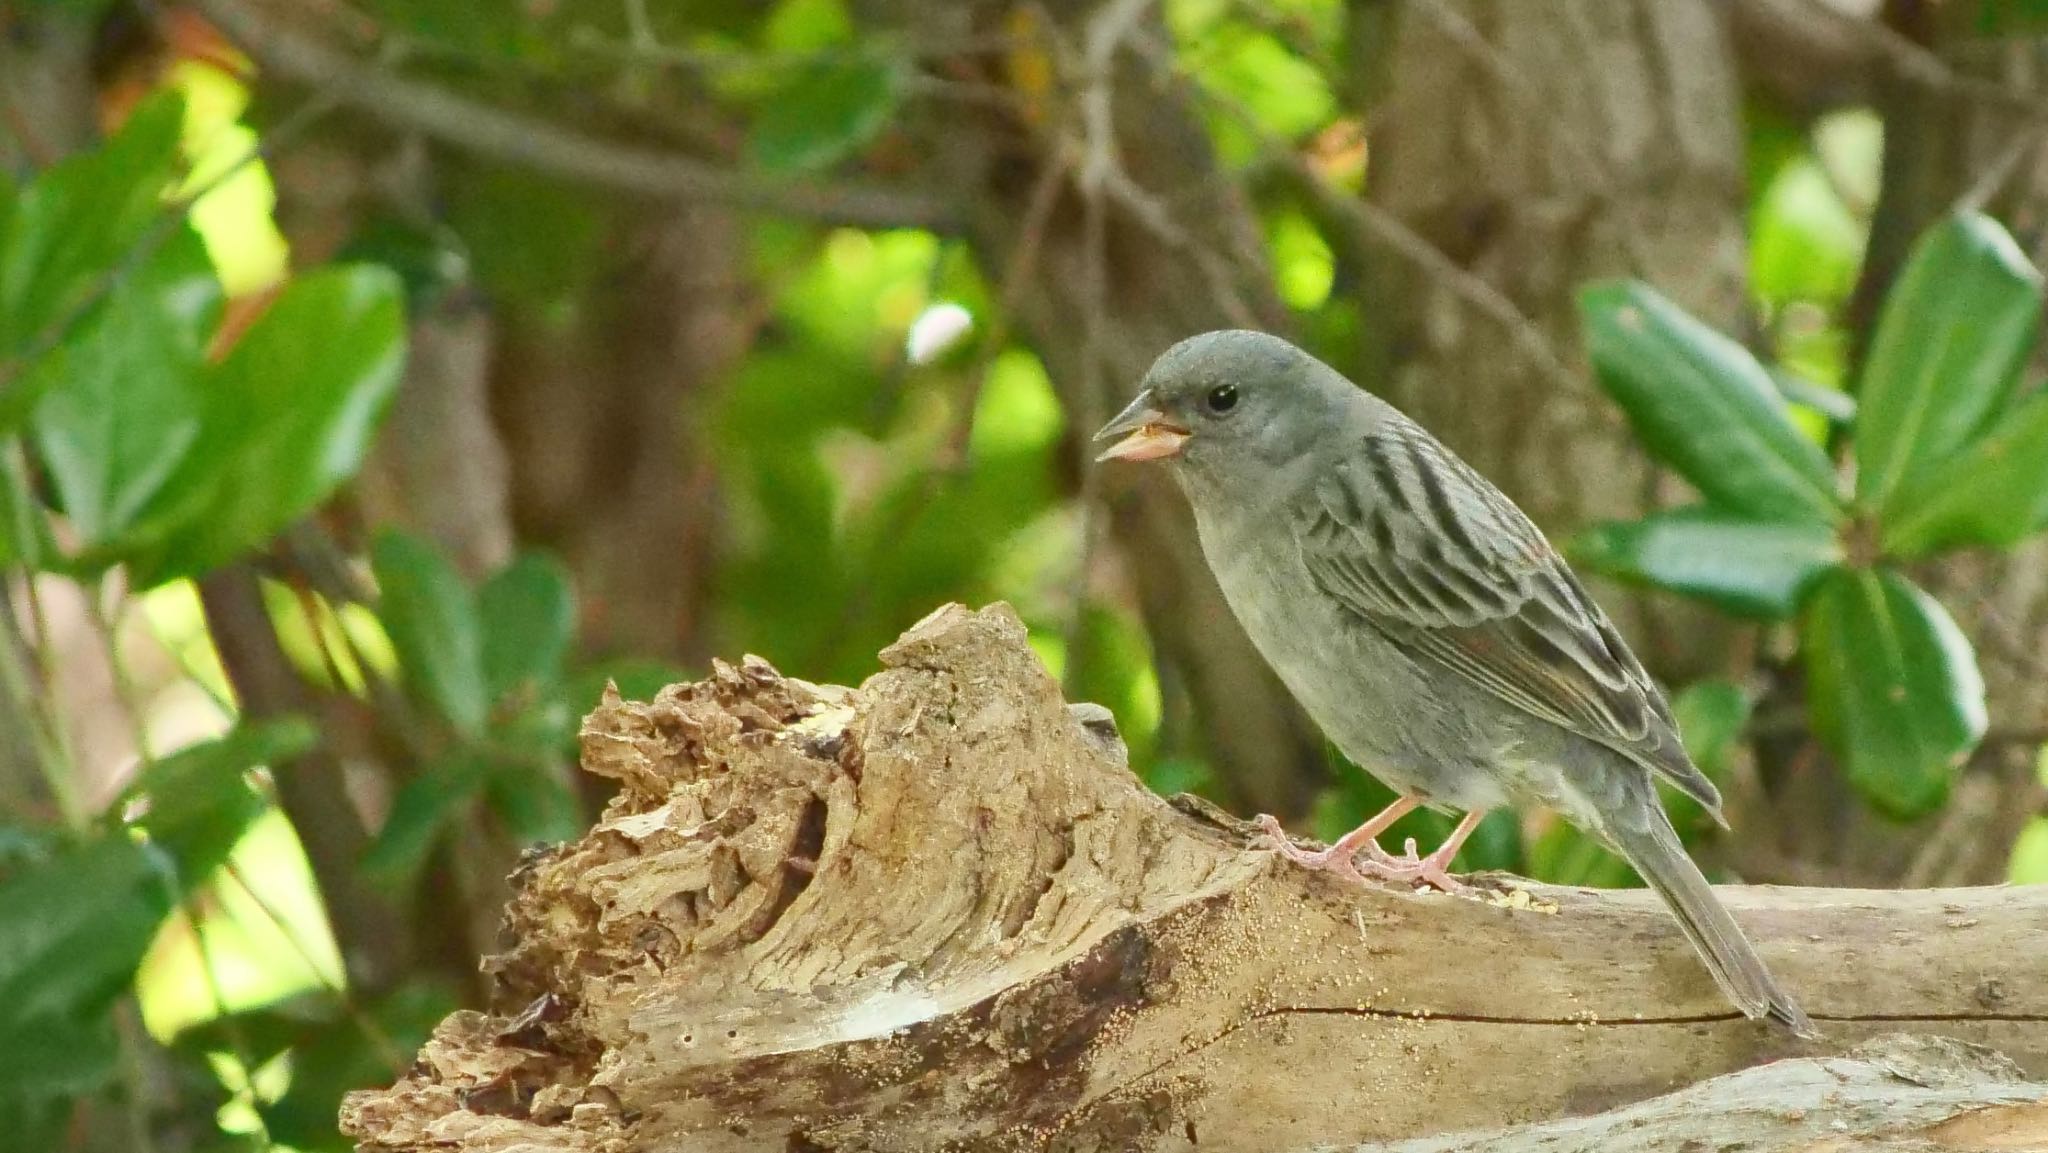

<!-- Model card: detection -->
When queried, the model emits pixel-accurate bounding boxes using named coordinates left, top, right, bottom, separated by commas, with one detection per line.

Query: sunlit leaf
left=1882, top=389, right=2048, bottom=558
left=1569, top=506, right=1841, bottom=619
left=1856, top=212, right=2043, bottom=511
left=1803, top=567, right=1986, bottom=819
left=372, top=532, right=487, bottom=735
left=1751, top=157, right=1865, bottom=310
left=2011, top=817, right=2048, bottom=884
left=128, top=718, right=317, bottom=884
left=1580, top=280, right=1842, bottom=524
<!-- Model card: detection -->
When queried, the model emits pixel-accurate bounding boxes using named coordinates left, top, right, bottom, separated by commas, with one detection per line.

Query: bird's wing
left=1292, top=419, right=1721, bottom=814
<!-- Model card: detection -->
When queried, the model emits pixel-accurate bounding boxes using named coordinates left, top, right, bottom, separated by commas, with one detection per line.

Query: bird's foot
left=1362, top=837, right=1468, bottom=893
left=1254, top=813, right=1367, bottom=882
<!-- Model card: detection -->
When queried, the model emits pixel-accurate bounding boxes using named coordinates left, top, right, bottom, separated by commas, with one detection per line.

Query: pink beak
left=1094, top=392, right=1191, bottom=462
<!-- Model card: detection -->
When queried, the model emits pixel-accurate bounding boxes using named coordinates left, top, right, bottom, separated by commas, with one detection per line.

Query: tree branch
left=340, top=604, right=2048, bottom=1152
left=191, top=0, right=958, bottom=232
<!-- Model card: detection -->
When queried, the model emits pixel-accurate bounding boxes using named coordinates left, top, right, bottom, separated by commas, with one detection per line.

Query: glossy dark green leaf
left=1803, top=567, right=1986, bottom=819
left=746, top=57, right=902, bottom=174
left=1671, top=679, right=1751, bottom=784
left=28, top=227, right=221, bottom=553
left=0, top=1010, right=120, bottom=1098
left=1568, top=506, right=1841, bottom=619
left=360, top=756, right=486, bottom=887
left=1882, top=390, right=2048, bottom=558
left=372, top=532, right=487, bottom=735
left=479, top=553, right=575, bottom=704
left=1856, top=213, right=2043, bottom=511
left=0, top=836, right=172, bottom=1035
left=131, top=264, right=407, bottom=584
left=1580, top=280, right=1842, bottom=524
left=0, top=92, right=184, bottom=361
left=128, top=719, right=317, bottom=883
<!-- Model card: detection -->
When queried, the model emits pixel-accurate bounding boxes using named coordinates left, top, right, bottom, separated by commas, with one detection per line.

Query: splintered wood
left=342, top=604, right=2048, bottom=1153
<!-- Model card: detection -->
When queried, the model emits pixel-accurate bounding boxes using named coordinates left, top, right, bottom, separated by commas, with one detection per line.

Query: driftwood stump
left=342, top=604, right=2048, bottom=1152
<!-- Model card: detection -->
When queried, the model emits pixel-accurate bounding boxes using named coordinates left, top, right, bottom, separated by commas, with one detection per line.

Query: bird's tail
left=1609, top=814, right=1815, bottom=1038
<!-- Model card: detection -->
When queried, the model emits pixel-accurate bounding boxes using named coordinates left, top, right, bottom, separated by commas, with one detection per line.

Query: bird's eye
left=1204, top=384, right=1240, bottom=415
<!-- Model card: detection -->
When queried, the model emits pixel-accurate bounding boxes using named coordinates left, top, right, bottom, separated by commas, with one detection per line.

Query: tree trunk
left=491, top=201, right=746, bottom=670
left=1359, top=0, right=1749, bottom=688
left=339, top=604, right=2048, bottom=1153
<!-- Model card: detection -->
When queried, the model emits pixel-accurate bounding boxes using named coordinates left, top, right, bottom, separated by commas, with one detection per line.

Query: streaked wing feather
left=1297, top=421, right=1717, bottom=811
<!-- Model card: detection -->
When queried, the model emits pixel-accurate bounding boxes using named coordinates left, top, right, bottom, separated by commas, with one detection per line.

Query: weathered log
left=341, top=604, right=2048, bottom=1152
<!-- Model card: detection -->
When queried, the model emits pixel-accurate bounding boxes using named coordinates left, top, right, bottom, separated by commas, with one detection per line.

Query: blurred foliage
left=1, top=0, right=2045, bottom=1149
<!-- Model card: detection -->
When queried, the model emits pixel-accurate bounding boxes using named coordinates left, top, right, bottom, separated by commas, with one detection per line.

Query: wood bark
left=341, top=604, right=2048, bottom=1153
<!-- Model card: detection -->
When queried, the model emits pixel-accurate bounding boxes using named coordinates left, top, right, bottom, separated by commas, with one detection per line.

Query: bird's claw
left=1253, top=813, right=1367, bottom=882
left=1254, top=815, right=1468, bottom=892
left=1363, top=838, right=1468, bottom=893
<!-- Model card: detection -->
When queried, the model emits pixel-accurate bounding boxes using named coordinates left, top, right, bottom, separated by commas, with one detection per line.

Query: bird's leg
left=1254, top=797, right=1422, bottom=882
left=1364, top=808, right=1488, bottom=892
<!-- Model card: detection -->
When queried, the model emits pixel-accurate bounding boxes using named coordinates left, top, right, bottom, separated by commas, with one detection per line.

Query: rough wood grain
left=341, top=604, right=2048, bottom=1153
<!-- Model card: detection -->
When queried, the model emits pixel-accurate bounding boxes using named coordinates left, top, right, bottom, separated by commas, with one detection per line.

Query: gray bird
left=1096, top=329, right=1811, bottom=1036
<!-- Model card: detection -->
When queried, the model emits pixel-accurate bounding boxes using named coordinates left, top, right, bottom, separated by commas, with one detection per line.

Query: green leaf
left=1569, top=506, right=1842, bottom=619
left=28, top=226, right=221, bottom=553
left=484, top=761, right=582, bottom=849
left=0, top=836, right=172, bottom=1035
left=1856, top=212, right=2043, bottom=511
left=372, top=532, right=487, bottom=734
left=478, top=553, right=575, bottom=704
left=1671, top=679, right=1752, bottom=783
left=1803, top=567, right=1986, bottom=819
left=0, top=440, right=51, bottom=571
left=0, top=1009, right=121, bottom=1097
left=257, top=980, right=455, bottom=1151
left=129, top=719, right=317, bottom=884
left=1580, top=281, right=1842, bottom=524
left=746, top=57, right=902, bottom=174
left=0, top=92, right=185, bottom=360
left=360, top=757, right=485, bottom=887
left=1882, top=389, right=2048, bottom=557
left=130, top=264, right=407, bottom=583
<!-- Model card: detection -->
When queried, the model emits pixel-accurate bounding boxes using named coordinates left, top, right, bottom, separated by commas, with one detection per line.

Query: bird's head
left=1094, top=330, right=1358, bottom=485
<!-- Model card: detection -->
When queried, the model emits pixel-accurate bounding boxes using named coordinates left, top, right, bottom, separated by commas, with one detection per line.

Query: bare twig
left=1288, top=153, right=1593, bottom=399
left=220, top=858, right=413, bottom=1074
left=193, top=0, right=955, bottom=231
left=1071, top=0, right=1260, bottom=329
left=1955, top=127, right=2048, bottom=215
